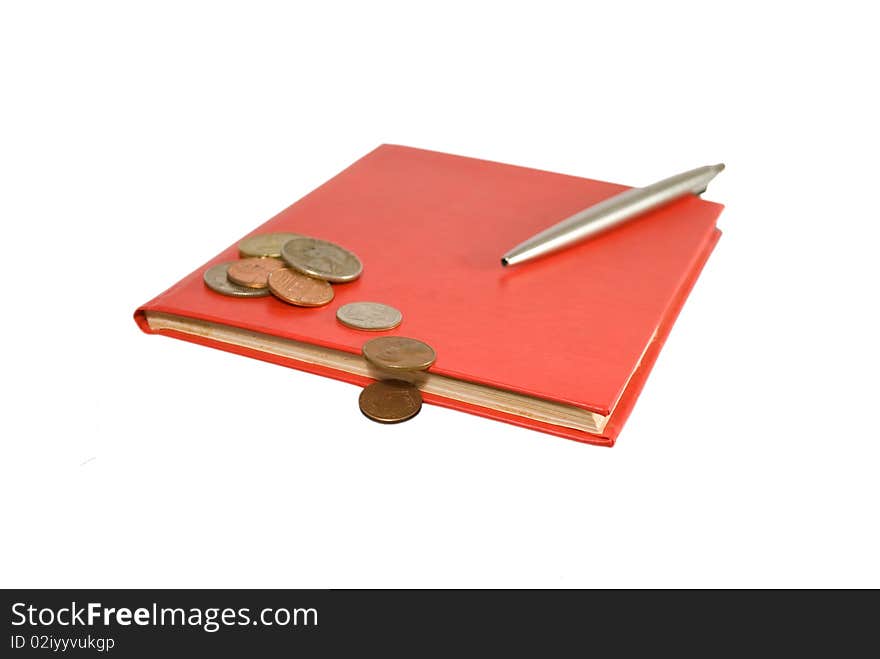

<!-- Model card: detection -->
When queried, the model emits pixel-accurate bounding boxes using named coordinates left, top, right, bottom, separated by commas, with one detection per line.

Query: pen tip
left=500, top=257, right=510, bottom=267
left=714, top=163, right=725, bottom=172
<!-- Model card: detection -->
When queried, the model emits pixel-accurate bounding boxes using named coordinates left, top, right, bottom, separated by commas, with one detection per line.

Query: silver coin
left=203, top=262, right=270, bottom=298
left=238, top=232, right=305, bottom=258
left=337, top=302, right=403, bottom=331
left=281, top=237, right=363, bottom=283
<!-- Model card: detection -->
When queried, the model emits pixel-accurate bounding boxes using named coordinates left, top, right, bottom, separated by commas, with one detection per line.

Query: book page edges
left=142, top=310, right=607, bottom=435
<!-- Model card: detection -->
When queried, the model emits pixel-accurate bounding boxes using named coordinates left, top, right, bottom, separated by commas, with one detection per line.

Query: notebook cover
left=135, top=145, right=724, bottom=446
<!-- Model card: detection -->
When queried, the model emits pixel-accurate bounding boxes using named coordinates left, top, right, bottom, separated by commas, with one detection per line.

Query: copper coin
left=362, top=336, right=436, bottom=372
left=267, top=268, right=334, bottom=307
left=358, top=380, right=423, bottom=423
left=238, top=232, right=305, bottom=258
left=203, top=262, right=270, bottom=298
left=226, top=257, right=286, bottom=289
left=281, top=237, right=363, bottom=283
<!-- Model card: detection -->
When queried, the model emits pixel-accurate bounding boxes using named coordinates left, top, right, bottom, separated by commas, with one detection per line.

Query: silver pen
left=500, top=163, right=725, bottom=266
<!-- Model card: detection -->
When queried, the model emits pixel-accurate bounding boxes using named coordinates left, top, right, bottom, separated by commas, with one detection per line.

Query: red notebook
left=135, top=145, right=723, bottom=446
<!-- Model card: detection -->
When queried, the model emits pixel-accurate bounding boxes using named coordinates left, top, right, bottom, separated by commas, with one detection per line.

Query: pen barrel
left=502, top=164, right=722, bottom=265
left=553, top=173, right=706, bottom=240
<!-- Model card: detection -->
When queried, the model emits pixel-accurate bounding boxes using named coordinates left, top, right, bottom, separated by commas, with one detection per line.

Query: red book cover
left=135, top=145, right=723, bottom=446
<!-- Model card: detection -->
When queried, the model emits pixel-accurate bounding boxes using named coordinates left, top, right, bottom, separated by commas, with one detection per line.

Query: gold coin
left=203, top=262, right=270, bottom=297
left=238, top=232, right=305, bottom=258
left=336, top=302, right=402, bottom=331
left=281, top=237, right=363, bottom=283
left=267, top=268, right=334, bottom=307
left=227, top=257, right=286, bottom=289
left=362, top=337, right=436, bottom=372
left=358, top=380, right=423, bottom=423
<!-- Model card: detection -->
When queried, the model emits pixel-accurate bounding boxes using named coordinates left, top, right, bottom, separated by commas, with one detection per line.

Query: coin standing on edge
left=238, top=232, right=305, bottom=258
left=203, top=262, right=271, bottom=298
left=362, top=336, right=436, bottom=372
left=281, top=237, right=363, bottom=283
left=268, top=268, right=334, bottom=307
left=227, top=257, right=286, bottom=289
left=358, top=380, right=423, bottom=423
left=337, top=302, right=403, bottom=331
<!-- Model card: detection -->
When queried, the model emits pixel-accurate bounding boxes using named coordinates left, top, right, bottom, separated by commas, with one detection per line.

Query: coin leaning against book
left=362, top=336, right=436, bottom=372
left=358, top=380, right=423, bottom=423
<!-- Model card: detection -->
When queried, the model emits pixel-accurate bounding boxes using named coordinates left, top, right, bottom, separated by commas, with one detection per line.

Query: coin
left=226, top=257, right=286, bottom=289
left=203, top=262, right=271, bottom=298
left=362, top=337, right=436, bottom=372
left=358, top=380, right=423, bottom=423
left=337, top=302, right=403, bottom=331
left=281, top=237, right=363, bottom=283
left=267, top=268, right=334, bottom=307
left=238, top=232, right=305, bottom=258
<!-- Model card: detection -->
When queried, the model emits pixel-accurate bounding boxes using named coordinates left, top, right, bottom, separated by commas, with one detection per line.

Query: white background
left=1, top=2, right=878, bottom=588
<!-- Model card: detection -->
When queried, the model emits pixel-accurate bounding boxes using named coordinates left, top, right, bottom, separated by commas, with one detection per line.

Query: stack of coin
left=358, top=337, right=437, bottom=424
left=204, top=232, right=363, bottom=307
